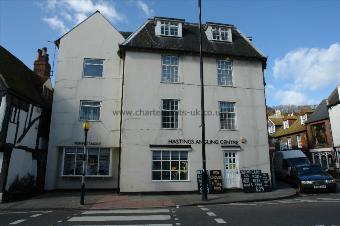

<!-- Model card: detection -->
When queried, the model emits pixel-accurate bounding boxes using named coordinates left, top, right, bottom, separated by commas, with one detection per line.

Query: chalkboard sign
left=197, top=170, right=210, bottom=194
left=261, top=173, right=272, bottom=192
left=240, top=170, right=271, bottom=193
left=209, top=170, right=224, bottom=193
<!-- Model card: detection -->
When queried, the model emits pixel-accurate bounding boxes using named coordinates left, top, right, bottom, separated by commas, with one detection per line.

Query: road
left=1, top=192, right=340, bottom=226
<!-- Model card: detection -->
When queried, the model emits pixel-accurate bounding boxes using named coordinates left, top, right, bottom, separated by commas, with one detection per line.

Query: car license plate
left=314, top=185, right=326, bottom=189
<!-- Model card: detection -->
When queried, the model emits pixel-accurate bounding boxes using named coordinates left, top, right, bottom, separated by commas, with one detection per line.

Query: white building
left=45, top=13, right=271, bottom=192
left=45, top=12, right=126, bottom=190
left=119, top=17, right=270, bottom=192
left=327, top=85, right=340, bottom=170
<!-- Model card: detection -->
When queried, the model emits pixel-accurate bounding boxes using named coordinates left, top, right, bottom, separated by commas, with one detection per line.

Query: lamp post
left=80, top=120, right=90, bottom=205
left=198, top=0, right=208, bottom=201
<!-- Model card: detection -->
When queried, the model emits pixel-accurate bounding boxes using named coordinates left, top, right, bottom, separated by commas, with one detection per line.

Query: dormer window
left=155, top=18, right=183, bottom=38
left=206, top=24, right=232, bottom=42
left=212, top=26, right=229, bottom=41
left=300, top=114, right=307, bottom=125
left=161, top=21, right=178, bottom=36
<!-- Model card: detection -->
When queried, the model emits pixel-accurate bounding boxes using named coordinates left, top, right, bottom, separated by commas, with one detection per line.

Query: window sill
left=209, top=39, right=232, bottom=43
left=78, top=119, right=101, bottom=122
left=160, top=128, right=182, bottom=130
left=61, top=175, right=112, bottom=178
left=219, top=129, right=238, bottom=131
left=160, top=81, right=183, bottom=84
left=218, top=85, right=234, bottom=87
left=82, top=76, right=104, bottom=78
left=151, top=180, right=191, bottom=183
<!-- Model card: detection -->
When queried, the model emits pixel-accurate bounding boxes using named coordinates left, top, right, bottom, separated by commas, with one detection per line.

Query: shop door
left=224, top=151, right=240, bottom=188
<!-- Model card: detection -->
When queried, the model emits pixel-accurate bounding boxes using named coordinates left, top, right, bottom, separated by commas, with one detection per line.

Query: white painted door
left=224, top=151, right=240, bottom=188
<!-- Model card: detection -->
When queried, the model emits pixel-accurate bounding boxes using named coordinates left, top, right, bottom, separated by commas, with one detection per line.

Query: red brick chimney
left=34, top=47, right=51, bottom=82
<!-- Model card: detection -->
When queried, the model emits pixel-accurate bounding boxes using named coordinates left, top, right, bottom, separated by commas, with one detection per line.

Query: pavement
left=0, top=182, right=297, bottom=210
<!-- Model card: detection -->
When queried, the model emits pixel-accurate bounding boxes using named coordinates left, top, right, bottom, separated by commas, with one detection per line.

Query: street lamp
left=80, top=120, right=90, bottom=205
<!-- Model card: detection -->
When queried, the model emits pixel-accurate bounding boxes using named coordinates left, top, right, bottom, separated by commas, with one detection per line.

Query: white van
left=273, top=150, right=310, bottom=181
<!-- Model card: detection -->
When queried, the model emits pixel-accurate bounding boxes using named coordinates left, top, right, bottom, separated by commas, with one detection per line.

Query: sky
left=1, top=0, right=340, bottom=107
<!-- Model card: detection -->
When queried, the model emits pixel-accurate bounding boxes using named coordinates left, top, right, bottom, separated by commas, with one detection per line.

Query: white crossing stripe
left=72, top=225, right=172, bottom=226
left=30, top=213, right=43, bottom=218
left=68, top=215, right=171, bottom=222
left=9, top=219, right=26, bottom=225
left=200, top=207, right=210, bottom=211
left=207, top=211, right=216, bottom=216
left=215, top=218, right=227, bottom=224
left=83, top=209, right=170, bottom=215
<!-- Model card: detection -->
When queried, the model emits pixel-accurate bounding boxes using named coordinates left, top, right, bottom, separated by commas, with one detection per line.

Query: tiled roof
left=305, top=99, right=329, bottom=124
left=120, top=31, right=132, bottom=39
left=0, top=45, right=43, bottom=104
left=269, top=117, right=283, bottom=126
left=121, top=19, right=267, bottom=64
left=271, top=117, right=306, bottom=138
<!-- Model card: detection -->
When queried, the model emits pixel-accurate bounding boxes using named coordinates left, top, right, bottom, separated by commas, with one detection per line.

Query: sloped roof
left=271, top=117, right=306, bottom=138
left=120, top=31, right=133, bottom=39
left=269, top=117, right=283, bottom=126
left=121, top=18, right=267, bottom=64
left=0, top=45, right=43, bottom=104
left=305, top=99, right=329, bottom=124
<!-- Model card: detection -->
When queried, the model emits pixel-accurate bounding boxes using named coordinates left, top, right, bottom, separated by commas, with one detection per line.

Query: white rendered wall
left=120, top=51, right=270, bottom=192
left=45, top=13, right=124, bottom=190
left=329, top=86, right=340, bottom=147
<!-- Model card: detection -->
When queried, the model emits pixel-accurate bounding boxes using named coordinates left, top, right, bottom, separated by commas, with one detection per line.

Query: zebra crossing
left=64, top=208, right=179, bottom=226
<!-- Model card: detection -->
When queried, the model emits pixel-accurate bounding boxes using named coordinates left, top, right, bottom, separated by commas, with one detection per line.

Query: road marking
left=200, top=207, right=210, bottom=211
left=215, top=218, right=227, bottom=224
left=176, top=223, right=181, bottom=226
left=9, top=219, right=26, bottom=225
left=174, top=217, right=179, bottom=221
left=82, top=209, right=170, bottom=214
left=317, top=198, right=340, bottom=201
left=197, top=205, right=205, bottom=207
left=207, top=211, right=216, bottom=216
left=30, top=213, right=43, bottom=218
left=71, top=225, right=172, bottom=226
left=68, top=215, right=171, bottom=222
left=227, top=202, right=256, bottom=206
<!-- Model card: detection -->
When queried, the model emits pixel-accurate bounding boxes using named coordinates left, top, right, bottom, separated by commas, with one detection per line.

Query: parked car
left=291, top=165, right=337, bottom=193
left=273, top=150, right=310, bottom=181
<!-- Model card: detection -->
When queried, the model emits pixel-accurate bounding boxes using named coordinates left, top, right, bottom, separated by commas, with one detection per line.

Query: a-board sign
left=261, top=173, right=272, bottom=192
left=240, top=170, right=271, bottom=193
left=209, top=170, right=223, bottom=193
left=196, top=170, right=210, bottom=194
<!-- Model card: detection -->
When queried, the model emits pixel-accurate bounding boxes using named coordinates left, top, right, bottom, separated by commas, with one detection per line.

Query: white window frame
left=79, top=100, right=101, bottom=121
left=160, top=21, right=179, bottom=37
left=61, top=147, right=112, bottom=177
left=212, top=26, right=229, bottom=41
left=161, top=99, right=180, bottom=129
left=296, top=135, right=302, bottom=148
left=300, top=114, right=308, bottom=125
left=151, top=150, right=189, bottom=182
left=287, top=137, right=292, bottom=149
left=161, top=55, right=179, bottom=83
left=217, top=59, right=233, bottom=86
left=219, top=101, right=237, bottom=130
left=83, top=58, right=104, bottom=78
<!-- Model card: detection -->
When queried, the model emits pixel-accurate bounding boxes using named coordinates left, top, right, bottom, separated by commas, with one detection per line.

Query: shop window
left=62, top=147, right=111, bottom=176
left=152, top=151, right=188, bottom=181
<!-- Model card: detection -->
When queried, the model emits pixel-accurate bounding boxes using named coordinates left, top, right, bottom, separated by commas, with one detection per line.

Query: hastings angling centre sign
left=168, top=139, right=239, bottom=145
